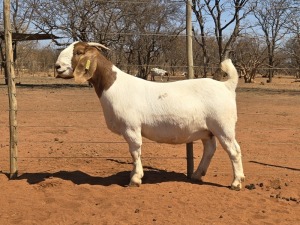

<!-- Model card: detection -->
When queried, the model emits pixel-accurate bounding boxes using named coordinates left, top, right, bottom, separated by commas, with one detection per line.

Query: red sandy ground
left=0, top=76, right=299, bottom=224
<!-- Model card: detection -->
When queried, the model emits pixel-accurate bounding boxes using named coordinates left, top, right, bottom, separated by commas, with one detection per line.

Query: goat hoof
left=129, top=175, right=142, bottom=187
left=230, top=184, right=242, bottom=191
left=128, top=182, right=141, bottom=187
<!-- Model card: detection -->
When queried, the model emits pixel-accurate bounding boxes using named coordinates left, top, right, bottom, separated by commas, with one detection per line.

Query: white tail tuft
left=221, top=59, right=239, bottom=91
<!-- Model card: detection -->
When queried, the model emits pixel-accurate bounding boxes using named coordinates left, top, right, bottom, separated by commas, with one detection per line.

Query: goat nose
left=55, top=64, right=61, bottom=70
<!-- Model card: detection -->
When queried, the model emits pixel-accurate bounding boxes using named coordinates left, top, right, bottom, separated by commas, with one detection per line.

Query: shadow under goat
left=55, top=41, right=245, bottom=190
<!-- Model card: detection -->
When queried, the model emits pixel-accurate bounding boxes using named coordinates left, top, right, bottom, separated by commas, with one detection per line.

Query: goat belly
left=141, top=123, right=211, bottom=144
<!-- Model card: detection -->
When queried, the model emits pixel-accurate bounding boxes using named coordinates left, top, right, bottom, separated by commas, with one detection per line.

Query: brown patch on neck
left=87, top=48, right=117, bottom=98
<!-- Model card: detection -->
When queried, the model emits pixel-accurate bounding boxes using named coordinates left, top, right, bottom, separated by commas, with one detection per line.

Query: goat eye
left=74, top=51, right=83, bottom=55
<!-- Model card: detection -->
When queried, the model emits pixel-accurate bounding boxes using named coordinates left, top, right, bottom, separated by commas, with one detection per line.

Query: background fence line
left=1, top=0, right=299, bottom=178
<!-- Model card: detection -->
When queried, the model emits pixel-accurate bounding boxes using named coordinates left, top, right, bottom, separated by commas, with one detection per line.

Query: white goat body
left=150, top=68, right=169, bottom=81
left=55, top=42, right=245, bottom=190
left=102, top=69, right=235, bottom=144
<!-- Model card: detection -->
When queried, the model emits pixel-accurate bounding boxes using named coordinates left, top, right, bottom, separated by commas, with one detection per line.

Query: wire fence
left=1, top=0, right=299, bottom=178
left=1, top=31, right=300, bottom=83
left=0, top=82, right=299, bottom=178
left=1, top=66, right=299, bottom=87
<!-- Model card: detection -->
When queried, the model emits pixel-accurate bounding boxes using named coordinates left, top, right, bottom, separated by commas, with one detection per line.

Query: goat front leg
left=123, top=129, right=144, bottom=187
left=192, top=136, right=217, bottom=182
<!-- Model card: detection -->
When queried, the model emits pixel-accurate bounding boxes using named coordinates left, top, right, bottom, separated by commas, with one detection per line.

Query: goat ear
left=73, top=55, right=97, bottom=83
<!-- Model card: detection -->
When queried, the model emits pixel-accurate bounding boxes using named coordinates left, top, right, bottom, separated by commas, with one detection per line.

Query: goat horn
left=88, top=42, right=110, bottom=51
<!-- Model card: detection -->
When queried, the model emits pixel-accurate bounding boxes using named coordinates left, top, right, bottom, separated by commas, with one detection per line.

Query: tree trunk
left=268, top=56, right=273, bottom=83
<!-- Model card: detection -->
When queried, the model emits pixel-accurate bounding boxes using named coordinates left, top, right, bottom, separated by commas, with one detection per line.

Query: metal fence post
left=186, top=0, right=194, bottom=179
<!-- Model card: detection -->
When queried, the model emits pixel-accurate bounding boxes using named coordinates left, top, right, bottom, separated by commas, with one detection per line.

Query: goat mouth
left=56, top=75, right=73, bottom=79
left=56, top=71, right=74, bottom=79
left=56, top=71, right=65, bottom=78
left=56, top=66, right=73, bottom=77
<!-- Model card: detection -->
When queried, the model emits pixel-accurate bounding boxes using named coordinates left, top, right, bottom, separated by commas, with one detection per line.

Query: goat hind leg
left=219, top=137, right=245, bottom=190
left=192, top=136, right=217, bottom=182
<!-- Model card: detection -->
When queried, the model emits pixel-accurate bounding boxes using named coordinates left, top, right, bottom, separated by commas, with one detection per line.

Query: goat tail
left=221, top=59, right=239, bottom=91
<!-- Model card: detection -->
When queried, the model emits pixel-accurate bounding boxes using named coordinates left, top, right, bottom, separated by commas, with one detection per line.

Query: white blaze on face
left=55, top=42, right=78, bottom=78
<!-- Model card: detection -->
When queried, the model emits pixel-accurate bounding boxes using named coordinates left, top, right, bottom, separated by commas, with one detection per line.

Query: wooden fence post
left=186, top=0, right=194, bottom=179
left=4, top=0, right=18, bottom=179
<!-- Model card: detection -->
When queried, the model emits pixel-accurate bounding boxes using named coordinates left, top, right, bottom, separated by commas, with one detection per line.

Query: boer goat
left=55, top=42, right=245, bottom=190
left=150, top=68, right=170, bottom=81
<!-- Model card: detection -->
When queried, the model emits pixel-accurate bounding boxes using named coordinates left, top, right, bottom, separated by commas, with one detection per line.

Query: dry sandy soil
left=0, top=75, right=299, bottom=225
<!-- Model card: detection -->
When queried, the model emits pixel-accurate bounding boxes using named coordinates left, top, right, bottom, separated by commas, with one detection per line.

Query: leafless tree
left=5, top=0, right=299, bottom=82
left=253, top=0, right=293, bottom=83
left=192, top=0, right=253, bottom=80
left=285, top=36, right=300, bottom=79
left=29, top=0, right=184, bottom=79
left=234, top=36, right=267, bottom=83
left=29, top=0, right=104, bottom=44
left=11, top=0, right=34, bottom=33
left=114, top=1, right=184, bottom=79
left=191, top=0, right=209, bottom=77
left=284, top=3, right=300, bottom=79
left=1, top=0, right=34, bottom=84
left=163, top=36, right=186, bottom=76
